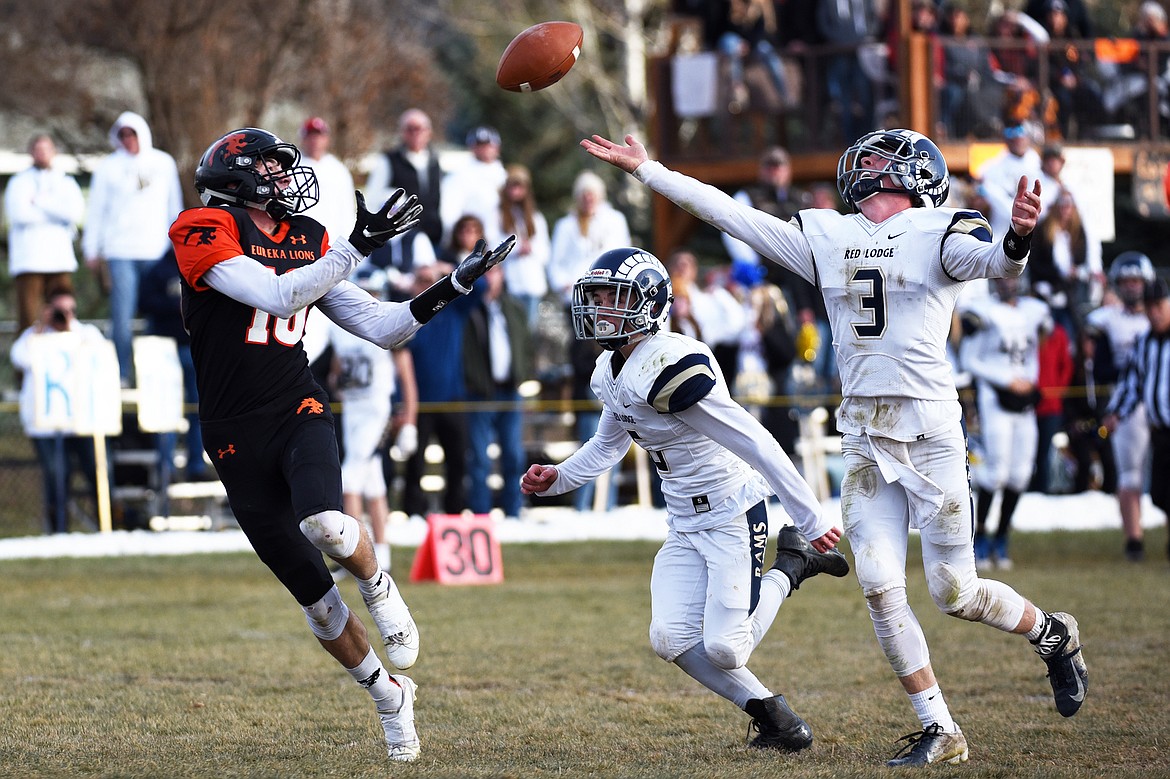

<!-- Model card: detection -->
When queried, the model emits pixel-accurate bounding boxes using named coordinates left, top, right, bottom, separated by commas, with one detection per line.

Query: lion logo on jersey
left=296, top=397, right=325, bottom=415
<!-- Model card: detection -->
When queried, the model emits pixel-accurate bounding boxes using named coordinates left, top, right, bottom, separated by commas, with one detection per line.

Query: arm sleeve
left=634, top=161, right=818, bottom=285
left=315, top=280, right=423, bottom=349
left=199, top=238, right=365, bottom=320
left=720, top=190, right=764, bottom=265
left=676, top=393, right=832, bottom=540
left=537, top=409, right=633, bottom=497
left=939, top=211, right=1027, bottom=282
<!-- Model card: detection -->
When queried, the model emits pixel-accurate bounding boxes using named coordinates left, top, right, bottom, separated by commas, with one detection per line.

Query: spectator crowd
left=4, top=2, right=1170, bottom=566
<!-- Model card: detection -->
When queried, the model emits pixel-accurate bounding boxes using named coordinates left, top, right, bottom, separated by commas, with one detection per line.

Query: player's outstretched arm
left=580, top=134, right=649, bottom=174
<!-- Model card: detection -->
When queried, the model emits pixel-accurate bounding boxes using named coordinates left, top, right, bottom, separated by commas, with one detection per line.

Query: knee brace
left=866, top=586, right=930, bottom=677
left=703, top=638, right=749, bottom=671
left=303, top=585, right=350, bottom=641
left=299, top=510, right=361, bottom=559
left=926, top=560, right=1025, bottom=631
left=649, top=619, right=700, bottom=664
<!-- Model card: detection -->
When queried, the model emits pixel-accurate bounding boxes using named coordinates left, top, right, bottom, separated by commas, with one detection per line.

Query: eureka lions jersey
left=170, top=205, right=329, bottom=420
left=591, top=332, right=768, bottom=531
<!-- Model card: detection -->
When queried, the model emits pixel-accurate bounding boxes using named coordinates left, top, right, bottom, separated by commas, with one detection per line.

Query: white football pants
left=973, top=389, right=1037, bottom=493
left=841, top=425, right=1027, bottom=677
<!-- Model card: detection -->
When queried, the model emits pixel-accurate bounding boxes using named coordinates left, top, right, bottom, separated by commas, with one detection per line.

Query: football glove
left=393, top=423, right=418, bottom=459
left=453, top=236, right=517, bottom=290
left=348, top=189, right=423, bottom=256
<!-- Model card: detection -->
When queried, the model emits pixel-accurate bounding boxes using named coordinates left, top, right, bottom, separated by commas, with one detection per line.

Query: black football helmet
left=837, top=129, right=950, bottom=211
left=572, top=248, right=673, bottom=350
left=194, top=128, right=319, bottom=219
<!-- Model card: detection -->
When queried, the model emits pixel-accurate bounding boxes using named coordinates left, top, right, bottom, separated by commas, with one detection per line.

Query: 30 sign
left=409, top=514, right=504, bottom=585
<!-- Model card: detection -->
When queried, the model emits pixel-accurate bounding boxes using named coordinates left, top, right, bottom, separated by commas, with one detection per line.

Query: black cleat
left=770, top=525, right=850, bottom=590
left=744, top=694, right=813, bottom=752
left=1033, top=612, right=1088, bottom=717
left=886, top=723, right=969, bottom=767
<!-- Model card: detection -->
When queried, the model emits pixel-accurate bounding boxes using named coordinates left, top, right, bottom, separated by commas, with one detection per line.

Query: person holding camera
left=9, top=290, right=109, bottom=533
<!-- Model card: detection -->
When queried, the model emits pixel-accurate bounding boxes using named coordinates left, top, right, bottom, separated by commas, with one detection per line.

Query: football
left=496, top=21, right=583, bottom=93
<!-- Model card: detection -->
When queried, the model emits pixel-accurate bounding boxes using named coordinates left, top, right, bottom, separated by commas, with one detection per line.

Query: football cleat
left=1033, top=612, right=1088, bottom=717
left=770, top=525, right=850, bottom=590
left=744, top=694, right=814, bottom=752
left=886, top=723, right=969, bottom=767
left=364, top=573, right=420, bottom=670
left=379, top=674, right=420, bottom=762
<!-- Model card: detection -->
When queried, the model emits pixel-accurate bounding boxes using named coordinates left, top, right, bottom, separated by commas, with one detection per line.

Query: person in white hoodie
left=4, top=134, right=86, bottom=334
left=82, top=111, right=183, bottom=384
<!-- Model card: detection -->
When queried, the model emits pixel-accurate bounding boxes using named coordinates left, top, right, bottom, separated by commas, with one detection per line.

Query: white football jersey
left=1085, top=304, right=1150, bottom=372
left=541, top=330, right=828, bottom=538
left=958, top=294, right=1052, bottom=388
left=634, top=162, right=1026, bottom=441
left=326, top=318, right=397, bottom=405
left=590, top=332, right=767, bottom=530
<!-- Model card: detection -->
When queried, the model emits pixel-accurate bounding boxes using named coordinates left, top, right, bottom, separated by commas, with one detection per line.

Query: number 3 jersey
left=633, top=161, right=1025, bottom=442
left=171, top=205, right=329, bottom=420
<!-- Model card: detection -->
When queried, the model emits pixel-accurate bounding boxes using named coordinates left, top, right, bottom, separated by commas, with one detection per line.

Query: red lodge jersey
left=170, top=205, right=329, bottom=420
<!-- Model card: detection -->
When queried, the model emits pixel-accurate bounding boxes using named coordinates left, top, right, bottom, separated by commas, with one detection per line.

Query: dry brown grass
left=1, top=528, right=1167, bottom=778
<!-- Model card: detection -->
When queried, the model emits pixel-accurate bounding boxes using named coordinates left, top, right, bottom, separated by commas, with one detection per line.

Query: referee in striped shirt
left=1105, top=276, right=1170, bottom=561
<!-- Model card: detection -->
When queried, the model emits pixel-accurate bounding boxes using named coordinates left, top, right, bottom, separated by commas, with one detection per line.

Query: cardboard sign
left=28, top=332, right=122, bottom=436
left=132, top=336, right=185, bottom=433
left=410, top=514, right=504, bottom=585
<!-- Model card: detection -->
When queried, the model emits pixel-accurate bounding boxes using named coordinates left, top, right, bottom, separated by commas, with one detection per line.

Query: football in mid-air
left=496, top=21, right=583, bottom=93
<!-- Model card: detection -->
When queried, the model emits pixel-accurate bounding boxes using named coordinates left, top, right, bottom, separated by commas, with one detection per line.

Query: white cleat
left=379, top=674, right=420, bottom=762
left=364, top=573, right=420, bottom=669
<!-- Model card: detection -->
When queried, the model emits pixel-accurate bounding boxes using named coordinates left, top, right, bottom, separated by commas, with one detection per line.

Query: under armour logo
left=289, top=234, right=307, bottom=245
left=184, top=226, right=218, bottom=246
left=297, top=397, right=325, bottom=415
left=217, top=444, right=236, bottom=459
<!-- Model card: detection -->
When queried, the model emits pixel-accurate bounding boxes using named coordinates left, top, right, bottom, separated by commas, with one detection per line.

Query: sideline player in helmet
left=523, top=247, right=849, bottom=753
left=960, top=276, right=1053, bottom=569
left=172, top=127, right=515, bottom=763
left=1086, top=251, right=1156, bottom=560
left=582, top=129, right=1088, bottom=767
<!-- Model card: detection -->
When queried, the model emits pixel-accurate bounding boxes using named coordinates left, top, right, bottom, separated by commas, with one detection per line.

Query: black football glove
left=453, top=235, right=517, bottom=289
left=347, top=189, right=423, bottom=256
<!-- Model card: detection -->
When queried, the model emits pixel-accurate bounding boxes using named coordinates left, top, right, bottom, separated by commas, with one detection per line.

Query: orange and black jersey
left=171, top=205, right=329, bottom=421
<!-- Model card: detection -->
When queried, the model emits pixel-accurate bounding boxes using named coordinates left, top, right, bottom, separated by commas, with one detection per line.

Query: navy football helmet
left=195, top=128, right=319, bottom=219
left=1109, top=251, right=1156, bottom=305
left=572, top=248, right=673, bottom=350
left=837, top=129, right=950, bottom=211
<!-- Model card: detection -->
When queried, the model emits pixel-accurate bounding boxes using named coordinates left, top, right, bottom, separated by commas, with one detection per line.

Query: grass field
left=2, top=528, right=1168, bottom=779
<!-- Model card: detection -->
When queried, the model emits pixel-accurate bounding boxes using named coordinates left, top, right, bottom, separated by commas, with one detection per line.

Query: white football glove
left=393, top=423, right=418, bottom=459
